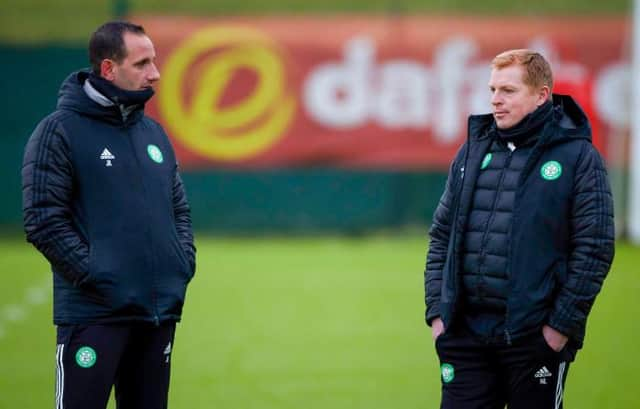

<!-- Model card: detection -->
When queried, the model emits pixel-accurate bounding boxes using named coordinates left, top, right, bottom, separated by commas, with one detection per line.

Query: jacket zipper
left=124, top=123, right=160, bottom=325
left=504, top=142, right=544, bottom=345
left=504, top=329, right=512, bottom=346
left=501, top=146, right=516, bottom=345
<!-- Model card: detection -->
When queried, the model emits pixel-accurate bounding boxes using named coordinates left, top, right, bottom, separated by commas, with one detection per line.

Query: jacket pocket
left=87, top=239, right=137, bottom=311
left=80, top=245, right=110, bottom=306
left=171, top=230, right=193, bottom=281
left=537, top=330, right=569, bottom=360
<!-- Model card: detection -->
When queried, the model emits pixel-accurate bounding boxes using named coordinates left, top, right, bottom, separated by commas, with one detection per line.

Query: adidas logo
left=534, top=366, right=553, bottom=378
left=100, top=148, right=115, bottom=167
left=163, top=342, right=172, bottom=355
left=100, top=148, right=115, bottom=160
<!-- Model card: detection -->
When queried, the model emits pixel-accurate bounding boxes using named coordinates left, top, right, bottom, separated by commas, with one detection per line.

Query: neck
left=496, top=100, right=553, bottom=141
left=87, top=72, right=154, bottom=108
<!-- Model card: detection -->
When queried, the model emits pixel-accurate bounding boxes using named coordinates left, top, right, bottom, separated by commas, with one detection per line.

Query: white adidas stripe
left=555, top=361, right=566, bottom=409
left=55, top=344, right=60, bottom=408
left=56, top=344, right=64, bottom=409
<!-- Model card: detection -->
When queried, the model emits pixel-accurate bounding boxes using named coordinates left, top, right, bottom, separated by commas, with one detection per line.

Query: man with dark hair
left=22, top=21, right=195, bottom=409
left=424, top=49, right=614, bottom=408
left=88, top=21, right=146, bottom=75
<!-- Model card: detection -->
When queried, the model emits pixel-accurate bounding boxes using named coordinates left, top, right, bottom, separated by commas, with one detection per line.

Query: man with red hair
left=425, top=49, right=614, bottom=408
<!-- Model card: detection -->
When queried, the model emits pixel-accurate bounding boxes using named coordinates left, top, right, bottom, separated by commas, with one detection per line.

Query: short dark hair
left=89, top=21, right=146, bottom=75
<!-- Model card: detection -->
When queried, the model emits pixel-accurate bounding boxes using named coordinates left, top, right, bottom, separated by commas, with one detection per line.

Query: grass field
left=0, top=235, right=637, bottom=408
left=0, top=0, right=630, bottom=44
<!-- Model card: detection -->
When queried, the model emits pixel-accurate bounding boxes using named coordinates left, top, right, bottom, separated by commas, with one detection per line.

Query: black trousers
left=55, top=322, right=176, bottom=409
left=435, top=329, right=570, bottom=409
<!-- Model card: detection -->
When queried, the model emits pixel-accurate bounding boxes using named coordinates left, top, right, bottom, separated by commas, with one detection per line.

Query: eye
left=135, top=59, right=150, bottom=68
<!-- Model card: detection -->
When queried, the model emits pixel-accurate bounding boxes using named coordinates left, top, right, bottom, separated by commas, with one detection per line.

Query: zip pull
left=460, top=166, right=465, bottom=179
left=507, top=142, right=516, bottom=152
left=504, top=329, right=512, bottom=345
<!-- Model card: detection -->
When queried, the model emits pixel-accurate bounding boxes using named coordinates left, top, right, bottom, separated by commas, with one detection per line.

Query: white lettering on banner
left=432, top=38, right=480, bottom=141
left=303, top=37, right=484, bottom=142
left=595, top=63, right=630, bottom=129
left=303, top=36, right=630, bottom=142
left=374, top=62, right=429, bottom=129
left=303, top=38, right=372, bottom=128
left=534, top=35, right=630, bottom=129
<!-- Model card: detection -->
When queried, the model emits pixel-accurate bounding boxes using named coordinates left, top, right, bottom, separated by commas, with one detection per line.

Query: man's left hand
left=542, top=325, right=568, bottom=352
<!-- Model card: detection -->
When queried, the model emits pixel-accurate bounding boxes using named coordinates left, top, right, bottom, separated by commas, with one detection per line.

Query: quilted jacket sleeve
left=425, top=146, right=465, bottom=325
left=22, top=116, right=91, bottom=287
left=548, top=143, right=615, bottom=342
left=172, top=167, right=196, bottom=277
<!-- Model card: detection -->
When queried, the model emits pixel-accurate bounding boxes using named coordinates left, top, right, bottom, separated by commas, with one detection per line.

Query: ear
left=537, top=85, right=551, bottom=105
left=100, top=59, right=116, bottom=81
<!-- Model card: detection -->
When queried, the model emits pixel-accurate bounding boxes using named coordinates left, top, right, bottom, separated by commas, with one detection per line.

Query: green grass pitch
left=0, top=0, right=629, bottom=44
left=0, top=235, right=637, bottom=408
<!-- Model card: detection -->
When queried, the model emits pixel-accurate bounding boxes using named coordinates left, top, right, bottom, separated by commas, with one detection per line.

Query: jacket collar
left=83, top=79, right=114, bottom=107
left=467, top=94, right=592, bottom=146
left=56, top=70, right=147, bottom=126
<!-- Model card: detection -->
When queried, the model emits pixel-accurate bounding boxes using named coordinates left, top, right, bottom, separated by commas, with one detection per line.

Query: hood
left=467, top=94, right=592, bottom=146
left=56, top=70, right=146, bottom=125
left=545, top=94, right=592, bottom=145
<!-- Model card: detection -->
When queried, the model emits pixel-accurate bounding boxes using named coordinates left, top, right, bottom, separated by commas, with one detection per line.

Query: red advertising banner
left=136, top=16, right=630, bottom=170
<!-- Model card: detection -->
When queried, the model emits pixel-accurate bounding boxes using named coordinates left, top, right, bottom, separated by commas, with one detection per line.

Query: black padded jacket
left=425, top=95, right=614, bottom=350
left=22, top=71, right=196, bottom=325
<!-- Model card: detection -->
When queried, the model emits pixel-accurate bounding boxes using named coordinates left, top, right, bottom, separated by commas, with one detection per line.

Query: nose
left=491, top=91, right=501, bottom=106
left=148, top=63, right=160, bottom=83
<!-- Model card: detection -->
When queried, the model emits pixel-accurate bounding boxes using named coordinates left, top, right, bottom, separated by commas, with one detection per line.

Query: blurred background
left=0, top=1, right=637, bottom=408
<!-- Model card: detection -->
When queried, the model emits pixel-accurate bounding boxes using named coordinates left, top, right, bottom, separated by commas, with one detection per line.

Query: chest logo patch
left=147, top=144, right=164, bottom=164
left=100, top=148, right=115, bottom=167
left=481, top=153, right=492, bottom=170
left=541, top=161, right=562, bottom=180
left=441, top=363, right=455, bottom=383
